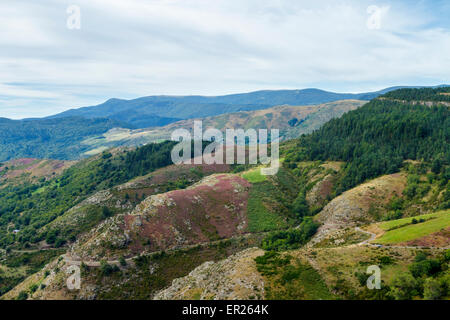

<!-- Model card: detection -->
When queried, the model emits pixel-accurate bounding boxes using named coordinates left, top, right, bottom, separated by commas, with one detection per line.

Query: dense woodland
left=383, top=87, right=450, bottom=102
left=283, top=96, right=449, bottom=194
left=0, top=117, right=130, bottom=161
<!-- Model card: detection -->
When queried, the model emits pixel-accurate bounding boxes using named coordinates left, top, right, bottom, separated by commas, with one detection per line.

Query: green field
left=374, top=210, right=450, bottom=245
left=242, top=168, right=267, bottom=183
left=379, top=211, right=446, bottom=231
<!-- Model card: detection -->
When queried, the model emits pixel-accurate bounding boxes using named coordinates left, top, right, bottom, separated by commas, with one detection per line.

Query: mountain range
left=0, top=87, right=448, bottom=301
left=1, top=85, right=447, bottom=162
left=44, top=87, right=417, bottom=127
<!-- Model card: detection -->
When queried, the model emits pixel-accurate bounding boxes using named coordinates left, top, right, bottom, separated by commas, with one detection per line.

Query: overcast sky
left=1, top=0, right=450, bottom=119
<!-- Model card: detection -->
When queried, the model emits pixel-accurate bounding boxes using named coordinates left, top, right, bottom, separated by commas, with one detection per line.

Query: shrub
left=409, top=259, right=441, bottom=278
left=54, top=238, right=66, bottom=248
left=389, top=273, right=418, bottom=300
left=423, top=278, right=444, bottom=300
left=378, top=256, right=394, bottom=265
left=261, top=219, right=319, bottom=251
left=102, top=207, right=113, bottom=219
left=17, top=291, right=28, bottom=300
left=292, top=193, right=309, bottom=218
left=355, top=271, right=370, bottom=286
left=29, top=283, right=38, bottom=293
left=254, top=252, right=291, bottom=276
left=414, top=251, right=428, bottom=263
left=100, top=260, right=119, bottom=276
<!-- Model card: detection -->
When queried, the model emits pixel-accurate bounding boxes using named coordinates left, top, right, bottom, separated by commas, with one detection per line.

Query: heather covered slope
left=0, top=158, right=75, bottom=186
left=0, top=141, right=178, bottom=248
left=39, top=163, right=231, bottom=247
left=70, top=174, right=252, bottom=259
left=0, top=161, right=341, bottom=300
left=69, top=167, right=301, bottom=260
left=2, top=160, right=449, bottom=300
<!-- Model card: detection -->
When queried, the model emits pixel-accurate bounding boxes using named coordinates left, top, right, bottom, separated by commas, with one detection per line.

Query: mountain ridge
left=43, top=86, right=449, bottom=128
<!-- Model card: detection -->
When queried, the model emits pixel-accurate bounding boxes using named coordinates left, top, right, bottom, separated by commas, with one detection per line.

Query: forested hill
left=283, top=88, right=450, bottom=193
left=382, top=87, right=450, bottom=102
left=0, top=117, right=132, bottom=162
left=46, top=87, right=416, bottom=126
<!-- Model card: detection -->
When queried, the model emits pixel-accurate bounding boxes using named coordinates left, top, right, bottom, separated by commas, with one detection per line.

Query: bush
left=254, top=252, right=291, bottom=276
left=389, top=273, right=419, bottom=300
left=385, top=210, right=403, bottom=221
left=292, top=192, right=309, bottom=218
left=444, top=250, right=450, bottom=262
left=409, top=259, right=441, bottom=278
left=378, top=256, right=394, bottom=265
left=100, top=261, right=119, bottom=276
left=102, top=207, right=113, bottom=219
left=29, top=283, right=38, bottom=293
left=355, top=271, right=370, bottom=286
left=414, top=251, right=428, bottom=263
left=423, top=278, right=444, bottom=300
left=54, top=238, right=66, bottom=248
left=17, top=291, right=28, bottom=300
left=261, top=218, right=319, bottom=251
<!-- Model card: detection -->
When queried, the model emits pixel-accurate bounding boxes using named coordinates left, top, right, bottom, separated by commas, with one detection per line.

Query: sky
left=1, top=0, right=450, bottom=119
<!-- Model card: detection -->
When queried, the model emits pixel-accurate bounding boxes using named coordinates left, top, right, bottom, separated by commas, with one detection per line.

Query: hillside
left=383, top=87, right=450, bottom=103
left=307, top=173, right=407, bottom=248
left=0, top=117, right=131, bottom=162
left=0, top=141, right=178, bottom=249
left=1, top=86, right=443, bottom=161
left=2, top=159, right=449, bottom=300
left=367, top=210, right=450, bottom=247
left=47, top=88, right=391, bottom=126
left=154, top=239, right=449, bottom=300
left=39, top=163, right=232, bottom=248
left=1, top=153, right=333, bottom=299
left=283, top=88, right=450, bottom=193
left=68, top=166, right=301, bottom=261
left=1, top=88, right=449, bottom=301
left=0, top=100, right=364, bottom=161
left=154, top=248, right=266, bottom=300
left=78, top=100, right=366, bottom=157
left=0, top=158, right=75, bottom=187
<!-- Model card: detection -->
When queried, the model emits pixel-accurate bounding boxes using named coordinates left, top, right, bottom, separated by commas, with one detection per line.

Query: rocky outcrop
left=154, top=248, right=265, bottom=300
left=308, top=173, right=406, bottom=247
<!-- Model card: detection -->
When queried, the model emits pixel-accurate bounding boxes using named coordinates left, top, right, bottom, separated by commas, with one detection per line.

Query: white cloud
left=0, top=0, right=449, bottom=118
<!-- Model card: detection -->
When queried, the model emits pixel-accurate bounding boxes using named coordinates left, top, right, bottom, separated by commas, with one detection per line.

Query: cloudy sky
left=1, top=0, right=450, bottom=119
